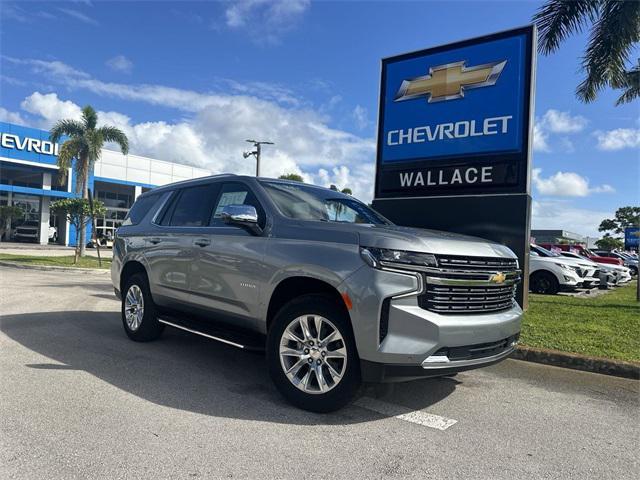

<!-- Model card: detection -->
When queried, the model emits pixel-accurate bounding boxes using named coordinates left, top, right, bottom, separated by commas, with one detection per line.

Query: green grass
left=0, top=253, right=111, bottom=269
left=522, top=282, right=640, bottom=363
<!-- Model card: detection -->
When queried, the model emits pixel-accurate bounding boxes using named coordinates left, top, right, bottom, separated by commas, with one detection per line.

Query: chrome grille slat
left=419, top=255, right=520, bottom=315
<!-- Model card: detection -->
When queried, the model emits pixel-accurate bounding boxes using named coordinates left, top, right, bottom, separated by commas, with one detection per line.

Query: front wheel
left=530, top=271, right=560, bottom=295
left=267, top=294, right=361, bottom=413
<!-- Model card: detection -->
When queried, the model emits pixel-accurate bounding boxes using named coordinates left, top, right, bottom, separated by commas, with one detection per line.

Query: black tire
left=267, top=294, right=361, bottom=413
left=121, top=273, right=164, bottom=342
left=530, top=271, right=560, bottom=295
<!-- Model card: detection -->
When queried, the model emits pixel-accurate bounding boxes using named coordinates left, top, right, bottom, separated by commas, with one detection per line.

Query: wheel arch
left=266, top=276, right=351, bottom=332
left=120, top=260, right=149, bottom=294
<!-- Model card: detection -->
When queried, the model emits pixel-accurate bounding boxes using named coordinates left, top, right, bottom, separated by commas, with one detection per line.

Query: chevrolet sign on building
left=372, top=26, right=536, bottom=308
left=0, top=122, right=210, bottom=246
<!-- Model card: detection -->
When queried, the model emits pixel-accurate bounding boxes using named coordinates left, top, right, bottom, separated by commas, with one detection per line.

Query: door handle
left=194, top=238, right=211, bottom=247
left=148, top=237, right=162, bottom=245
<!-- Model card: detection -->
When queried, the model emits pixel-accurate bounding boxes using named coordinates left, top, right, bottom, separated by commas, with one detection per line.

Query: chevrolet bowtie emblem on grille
left=490, top=272, right=507, bottom=284
left=394, top=60, right=507, bottom=103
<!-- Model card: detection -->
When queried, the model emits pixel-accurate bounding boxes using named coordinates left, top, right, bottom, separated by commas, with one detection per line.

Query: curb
left=512, top=345, right=639, bottom=380
left=0, top=260, right=110, bottom=275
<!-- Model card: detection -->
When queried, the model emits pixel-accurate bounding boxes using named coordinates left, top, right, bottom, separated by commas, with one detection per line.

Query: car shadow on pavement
left=1, top=310, right=458, bottom=425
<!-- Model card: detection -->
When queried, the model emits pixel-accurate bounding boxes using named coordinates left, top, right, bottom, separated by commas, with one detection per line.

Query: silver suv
left=112, top=175, right=522, bottom=412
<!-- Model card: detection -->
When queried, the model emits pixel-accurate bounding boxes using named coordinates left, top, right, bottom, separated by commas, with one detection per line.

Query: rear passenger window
left=122, top=193, right=161, bottom=226
left=165, top=184, right=219, bottom=227
left=210, top=182, right=266, bottom=228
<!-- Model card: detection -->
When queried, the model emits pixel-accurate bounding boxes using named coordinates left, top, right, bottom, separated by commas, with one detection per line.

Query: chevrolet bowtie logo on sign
left=394, top=60, right=507, bottom=103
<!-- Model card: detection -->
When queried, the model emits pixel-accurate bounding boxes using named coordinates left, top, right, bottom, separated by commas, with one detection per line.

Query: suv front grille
left=437, top=255, right=518, bottom=270
left=419, top=255, right=520, bottom=315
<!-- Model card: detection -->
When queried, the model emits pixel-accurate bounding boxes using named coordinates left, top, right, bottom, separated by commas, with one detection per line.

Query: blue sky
left=1, top=0, right=638, bottom=237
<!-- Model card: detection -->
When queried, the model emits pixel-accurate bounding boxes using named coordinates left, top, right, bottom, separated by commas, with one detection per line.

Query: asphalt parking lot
left=1, top=266, right=638, bottom=480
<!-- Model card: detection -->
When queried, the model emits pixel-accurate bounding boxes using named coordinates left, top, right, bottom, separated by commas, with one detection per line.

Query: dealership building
left=0, top=121, right=211, bottom=246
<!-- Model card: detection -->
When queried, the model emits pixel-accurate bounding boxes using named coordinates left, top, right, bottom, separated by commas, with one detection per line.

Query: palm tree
left=612, top=61, right=640, bottom=105
left=50, top=105, right=129, bottom=256
left=533, top=0, right=640, bottom=104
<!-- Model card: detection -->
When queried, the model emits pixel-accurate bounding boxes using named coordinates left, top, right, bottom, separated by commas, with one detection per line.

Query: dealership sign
left=625, top=227, right=640, bottom=249
left=0, top=132, right=59, bottom=156
left=375, top=26, right=536, bottom=198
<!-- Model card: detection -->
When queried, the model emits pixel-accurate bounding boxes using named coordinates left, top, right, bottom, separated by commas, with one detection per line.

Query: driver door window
left=210, top=182, right=266, bottom=229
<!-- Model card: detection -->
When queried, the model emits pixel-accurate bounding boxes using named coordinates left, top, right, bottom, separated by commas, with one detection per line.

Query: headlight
left=360, top=247, right=437, bottom=270
left=558, top=263, right=577, bottom=272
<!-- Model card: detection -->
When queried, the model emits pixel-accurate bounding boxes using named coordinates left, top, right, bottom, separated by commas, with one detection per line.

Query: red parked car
left=537, top=244, right=623, bottom=266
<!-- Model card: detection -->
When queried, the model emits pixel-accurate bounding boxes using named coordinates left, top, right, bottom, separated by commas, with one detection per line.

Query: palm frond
left=49, top=119, right=85, bottom=143
left=56, top=138, right=83, bottom=186
left=98, top=125, right=129, bottom=155
left=534, top=0, right=601, bottom=55
left=81, top=105, right=98, bottom=130
left=614, top=64, right=640, bottom=105
left=576, top=0, right=640, bottom=102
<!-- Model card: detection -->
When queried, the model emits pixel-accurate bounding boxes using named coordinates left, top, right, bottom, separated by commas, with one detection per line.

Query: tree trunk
left=78, top=167, right=88, bottom=258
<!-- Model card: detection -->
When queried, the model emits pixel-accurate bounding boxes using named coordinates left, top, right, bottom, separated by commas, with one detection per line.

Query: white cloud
left=106, top=55, right=133, bottom=74
left=539, top=109, right=588, bottom=134
left=352, top=105, right=369, bottom=130
left=14, top=89, right=376, bottom=201
left=222, top=78, right=299, bottom=106
left=533, top=109, right=588, bottom=153
left=533, top=123, right=550, bottom=152
left=532, top=168, right=615, bottom=197
left=594, top=128, right=640, bottom=151
left=20, top=92, right=82, bottom=123
left=0, top=107, right=26, bottom=125
left=532, top=200, right=613, bottom=238
left=224, top=0, right=310, bottom=43
left=57, top=8, right=98, bottom=26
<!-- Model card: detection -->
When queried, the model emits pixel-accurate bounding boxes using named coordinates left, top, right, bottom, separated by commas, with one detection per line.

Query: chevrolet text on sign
left=375, top=26, right=535, bottom=198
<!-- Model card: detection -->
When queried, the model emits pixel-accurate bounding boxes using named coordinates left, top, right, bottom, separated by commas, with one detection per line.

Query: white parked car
left=529, top=244, right=601, bottom=294
left=558, top=251, right=622, bottom=287
left=13, top=221, right=57, bottom=243
left=529, top=252, right=582, bottom=295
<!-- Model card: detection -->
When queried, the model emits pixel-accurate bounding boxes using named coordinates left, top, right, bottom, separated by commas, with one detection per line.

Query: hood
left=550, top=256, right=597, bottom=268
left=354, top=224, right=516, bottom=259
left=530, top=255, right=575, bottom=267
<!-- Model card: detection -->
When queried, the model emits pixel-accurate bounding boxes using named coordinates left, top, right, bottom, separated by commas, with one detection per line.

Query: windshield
left=260, top=181, right=391, bottom=225
left=531, top=244, right=560, bottom=257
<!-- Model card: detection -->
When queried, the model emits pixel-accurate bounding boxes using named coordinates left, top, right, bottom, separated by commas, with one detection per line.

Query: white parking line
left=354, top=397, right=457, bottom=431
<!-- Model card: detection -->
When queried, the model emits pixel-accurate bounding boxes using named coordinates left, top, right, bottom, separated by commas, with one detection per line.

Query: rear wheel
left=530, top=271, right=560, bottom=295
left=121, top=273, right=164, bottom=342
left=267, top=294, right=361, bottom=413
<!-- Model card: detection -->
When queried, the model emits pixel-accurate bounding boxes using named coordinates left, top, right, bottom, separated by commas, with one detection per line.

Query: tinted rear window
left=166, top=183, right=219, bottom=227
left=122, top=193, right=161, bottom=226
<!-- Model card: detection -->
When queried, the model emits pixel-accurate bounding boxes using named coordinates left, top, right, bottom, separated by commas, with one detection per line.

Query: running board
left=158, top=316, right=265, bottom=352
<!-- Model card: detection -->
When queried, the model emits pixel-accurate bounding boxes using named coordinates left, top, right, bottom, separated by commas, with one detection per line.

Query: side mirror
left=220, top=204, right=262, bottom=235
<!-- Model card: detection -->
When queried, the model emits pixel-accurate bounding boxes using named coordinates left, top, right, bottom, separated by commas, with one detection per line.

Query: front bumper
left=14, top=232, right=38, bottom=240
left=344, top=266, right=522, bottom=382
left=361, top=335, right=518, bottom=382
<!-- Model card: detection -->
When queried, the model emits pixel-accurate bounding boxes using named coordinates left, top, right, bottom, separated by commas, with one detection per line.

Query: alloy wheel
left=279, top=314, right=347, bottom=394
left=124, top=284, right=144, bottom=331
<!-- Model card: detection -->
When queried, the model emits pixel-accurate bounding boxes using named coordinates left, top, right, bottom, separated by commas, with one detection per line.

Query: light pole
left=243, top=139, right=274, bottom=177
